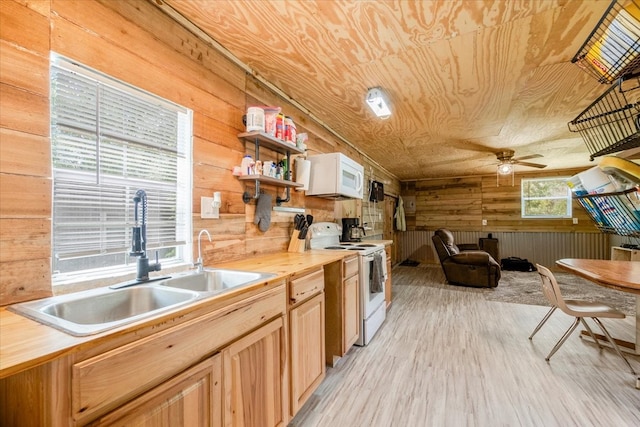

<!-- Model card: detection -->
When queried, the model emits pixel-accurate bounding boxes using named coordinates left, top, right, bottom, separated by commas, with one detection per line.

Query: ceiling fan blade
left=514, top=160, right=547, bottom=168
left=512, top=154, right=543, bottom=161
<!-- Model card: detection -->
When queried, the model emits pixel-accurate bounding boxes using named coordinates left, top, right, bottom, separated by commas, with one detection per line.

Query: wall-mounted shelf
left=237, top=131, right=305, bottom=155
left=568, top=74, right=640, bottom=160
left=237, top=131, right=305, bottom=204
left=571, top=0, right=640, bottom=84
left=238, top=174, right=304, bottom=188
left=574, top=187, right=640, bottom=237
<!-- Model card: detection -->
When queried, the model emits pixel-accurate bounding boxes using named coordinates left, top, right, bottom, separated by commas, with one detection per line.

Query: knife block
left=288, top=230, right=305, bottom=253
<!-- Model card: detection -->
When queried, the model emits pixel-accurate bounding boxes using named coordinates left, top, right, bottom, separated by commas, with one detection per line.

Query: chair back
left=432, top=229, right=460, bottom=262
left=536, top=264, right=568, bottom=312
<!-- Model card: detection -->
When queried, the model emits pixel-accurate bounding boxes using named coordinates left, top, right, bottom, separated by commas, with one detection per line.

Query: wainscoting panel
left=397, top=231, right=610, bottom=269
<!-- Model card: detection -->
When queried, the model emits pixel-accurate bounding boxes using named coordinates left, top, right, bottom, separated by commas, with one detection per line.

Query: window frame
left=521, top=176, right=573, bottom=219
left=50, top=54, right=193, bottom=286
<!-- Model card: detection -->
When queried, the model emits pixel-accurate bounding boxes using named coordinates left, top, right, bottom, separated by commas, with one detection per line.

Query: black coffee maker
left=341, top=218, right=365, bottom=242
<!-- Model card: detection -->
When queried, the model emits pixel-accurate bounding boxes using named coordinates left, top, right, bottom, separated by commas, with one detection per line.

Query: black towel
left=371, top=252, right=385, bottom=293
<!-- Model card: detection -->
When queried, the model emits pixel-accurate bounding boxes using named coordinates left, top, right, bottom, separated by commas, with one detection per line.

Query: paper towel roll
left=295, top=158, right=311, bottom=191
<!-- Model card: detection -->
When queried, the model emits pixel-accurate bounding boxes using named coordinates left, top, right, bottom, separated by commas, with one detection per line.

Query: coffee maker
left=341, top=218, right=366, bottom=242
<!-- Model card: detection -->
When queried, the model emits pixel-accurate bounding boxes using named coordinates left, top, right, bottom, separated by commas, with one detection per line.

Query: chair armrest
left=449, top=251, right=493, bottom=266
left=458, top=243, right=480, bottom=251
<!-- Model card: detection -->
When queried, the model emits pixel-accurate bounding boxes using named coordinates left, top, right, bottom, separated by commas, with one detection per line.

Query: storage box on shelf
left=237, top=131, right=305, bottom=204
left=568, top=74, right=640, bottom=160
left=611, top=245, right=640, bottom=260
left=571, top=0, right=640, bottom=84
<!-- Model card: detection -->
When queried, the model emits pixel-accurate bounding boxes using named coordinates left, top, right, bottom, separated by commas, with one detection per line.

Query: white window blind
left=51, top=55, right=192, bottom=280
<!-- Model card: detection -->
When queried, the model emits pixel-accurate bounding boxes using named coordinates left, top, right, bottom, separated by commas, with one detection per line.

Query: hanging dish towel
left=395, top=196, right=406, bottom=231
left=371, top=252, right=385, bottom=293
left=254, top=193, right=272, bottom=232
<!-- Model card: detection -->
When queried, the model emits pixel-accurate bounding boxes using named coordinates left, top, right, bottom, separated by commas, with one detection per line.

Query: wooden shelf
left=237, top=130, right=304, bottom=204
left=237, top=131, right=305, bottom=155
left=238, top=174, right=303, bottom=188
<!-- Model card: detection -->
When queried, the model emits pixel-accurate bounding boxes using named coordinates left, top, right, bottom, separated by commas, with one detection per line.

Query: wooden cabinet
left=289, top=293, right=325, bottom=415
left=342, top=274, right=359, bottom=350
left=88, top=355, right=223, bottom=427
left=1, top=283, right=287, bottom=427
left=223, top=316, right=288, bottom=427
left=287, top=267, right=325, bottom=418
left=324, top=255, right=360, bottom=366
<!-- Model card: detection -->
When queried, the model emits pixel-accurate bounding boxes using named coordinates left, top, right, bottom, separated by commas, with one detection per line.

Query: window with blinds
left=521, top=177, right=572, bottom=219
left=51, top=54, right=192, bottom=283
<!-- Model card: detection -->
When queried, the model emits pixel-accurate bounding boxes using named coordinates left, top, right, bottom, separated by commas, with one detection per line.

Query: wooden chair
left=535, top=264, right=636, bottom=375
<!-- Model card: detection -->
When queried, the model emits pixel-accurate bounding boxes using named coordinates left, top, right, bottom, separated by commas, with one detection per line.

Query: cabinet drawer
left=72, top=284, right=286, bottom=423
left=344, top=255, right=359, bottom=279
left=290, top=268, right=324, bottom=305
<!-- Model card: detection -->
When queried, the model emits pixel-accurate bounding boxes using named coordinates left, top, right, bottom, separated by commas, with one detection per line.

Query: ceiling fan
left=496, top=150, right=547, bottom=175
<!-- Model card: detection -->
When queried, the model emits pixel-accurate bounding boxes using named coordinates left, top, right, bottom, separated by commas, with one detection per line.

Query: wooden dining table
left=556, top=258, right=640, bottom=388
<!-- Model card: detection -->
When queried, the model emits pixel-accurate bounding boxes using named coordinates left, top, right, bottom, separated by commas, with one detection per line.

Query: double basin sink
left=9, top=269, right=276, bottom=336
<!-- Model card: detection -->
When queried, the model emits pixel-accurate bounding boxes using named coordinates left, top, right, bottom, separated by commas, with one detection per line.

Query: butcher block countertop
left=0, top=251, right=355, bottom=379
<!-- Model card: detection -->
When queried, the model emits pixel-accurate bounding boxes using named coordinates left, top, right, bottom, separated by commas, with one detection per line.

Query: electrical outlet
left=201, top=196, right=219, bottom=219
left=572, top=217, right=578, bottom=224
left=482, top=219, right=487, bottom=226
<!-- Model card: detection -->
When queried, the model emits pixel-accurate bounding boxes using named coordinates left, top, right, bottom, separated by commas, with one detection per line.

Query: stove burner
left=348, top=247, right=366, bottom=251
left=324, top=246, right=346, bottom=250
left=356, top=244, right=377, bottom=247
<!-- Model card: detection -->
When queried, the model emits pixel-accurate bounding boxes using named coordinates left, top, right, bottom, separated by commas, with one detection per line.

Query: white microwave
left=306, top=153, right=364, bottom=199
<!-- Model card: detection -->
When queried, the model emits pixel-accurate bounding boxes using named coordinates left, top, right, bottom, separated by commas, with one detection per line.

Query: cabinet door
left=289, top=293, right=325, bottom=416
left=89, top=355, right=222, bottom=427
left=343, top=274, right=360, bottom=350
left=223, top=317, right=287, bottom=427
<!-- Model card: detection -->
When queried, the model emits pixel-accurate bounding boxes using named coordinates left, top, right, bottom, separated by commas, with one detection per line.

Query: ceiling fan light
left=366, top=87, right=391, bottom=119
left=497, top=163, right=513, bottom=175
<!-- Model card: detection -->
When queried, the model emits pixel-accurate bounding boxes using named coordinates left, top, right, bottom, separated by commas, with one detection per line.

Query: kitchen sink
left=157, top=269, right=276, bottom=294
left=9, top=285, right=199, bottom=337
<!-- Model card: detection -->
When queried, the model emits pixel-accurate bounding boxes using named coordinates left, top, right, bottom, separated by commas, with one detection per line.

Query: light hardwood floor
left=290, top=266, right=640, bottom=427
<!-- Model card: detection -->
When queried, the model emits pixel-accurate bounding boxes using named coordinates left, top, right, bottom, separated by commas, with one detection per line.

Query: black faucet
left=130, top=189, right=162, bottom=281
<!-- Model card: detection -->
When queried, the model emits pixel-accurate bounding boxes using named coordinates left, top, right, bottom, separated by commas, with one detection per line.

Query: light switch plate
left=201, top=196, right=219, bottom=219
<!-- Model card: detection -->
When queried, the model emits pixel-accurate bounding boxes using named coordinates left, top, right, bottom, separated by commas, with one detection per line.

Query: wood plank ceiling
left=160, top=0, right=619, bottom=180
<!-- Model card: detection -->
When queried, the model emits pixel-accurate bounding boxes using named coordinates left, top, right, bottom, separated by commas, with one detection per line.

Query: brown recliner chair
left=431, top=229, right=501, bottom=288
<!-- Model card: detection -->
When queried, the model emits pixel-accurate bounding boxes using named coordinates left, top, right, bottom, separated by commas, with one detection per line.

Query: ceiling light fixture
left=497, top=162, right=514, bottom=187
left=366, top=87, right=391, bottom=119
left=497, top=163, right=513, bottom=175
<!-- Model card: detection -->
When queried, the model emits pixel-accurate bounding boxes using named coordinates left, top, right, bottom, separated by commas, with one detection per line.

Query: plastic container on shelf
left=240, top=155, right=254, bottom=176
left=263, top=106, right=281, bottom=136
left=566, top=174, right=588, bottom=195
left=578, top=166, right=617, bottom=193
left=245, top=107, right=265, bottom=132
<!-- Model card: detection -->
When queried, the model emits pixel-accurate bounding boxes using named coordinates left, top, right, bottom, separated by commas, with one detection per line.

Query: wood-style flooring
left=290, top=266, right=640, bottom=427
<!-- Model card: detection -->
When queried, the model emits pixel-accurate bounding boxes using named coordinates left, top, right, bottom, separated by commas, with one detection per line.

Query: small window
left=521, top=177, right=572, bottom=218
left=51, top=54, right=192, bottom=285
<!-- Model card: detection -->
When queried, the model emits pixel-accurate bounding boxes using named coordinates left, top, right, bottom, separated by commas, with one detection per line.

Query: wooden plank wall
left=0, top=0, right=399, bottom=305
left=401, top=167, right=596, bottom=233
left=0, top=0, right=52, bottom=304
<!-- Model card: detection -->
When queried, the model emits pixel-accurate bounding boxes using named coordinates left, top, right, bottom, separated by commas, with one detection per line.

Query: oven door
left=361, top=251, right=387, bottom=319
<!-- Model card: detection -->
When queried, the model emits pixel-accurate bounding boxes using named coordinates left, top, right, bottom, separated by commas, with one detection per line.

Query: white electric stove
left=309, top=222, right=387, bottom=346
